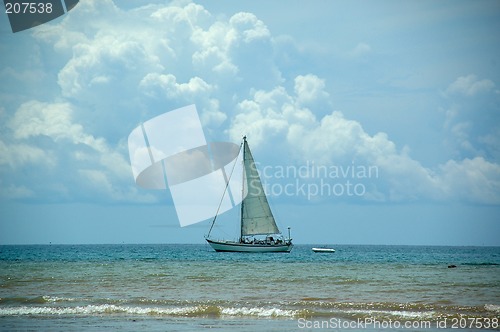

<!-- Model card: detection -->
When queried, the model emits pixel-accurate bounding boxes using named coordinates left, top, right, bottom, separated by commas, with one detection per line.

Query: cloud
left=294, top=74, right=330, bottom=107
left=0, top=183, right=34, bottom=199
left=5, top=1, right=268, bottom=204
left=292, top=109, right=500, bottom=203
left=30, top=0, right=282, bottom=134
left=228, top=75, right=500, bottom=204
left=285, top=109, right=446, bottom=202
left=77, top=168, right=149, bottom=202
left=140, top=73, right=212, bottom=99
left=1, top=0, right=499, bottom=207
left=57, top=34, right=163, bottom=100
left=151, top=2, right=212, bottom=31
left=139, top=74, right=226, bottom=127
left=9, top=101, right=103, bottom=148
left=229, top=84, right=313, bottom=147
left=3, top=100, right=156, bottom=203
left=229, top=74, right=330, bottom=147
left=441, top=75, right=500, bottom=160
left=192, top=10, right=280, bottom=90
left=0, top=140, right=52, bottom=168
left=350, top=42, right=372, bottom=57
left=445, top=74, right=495, bottom=97
left=438, top=157, right=500, bottom=204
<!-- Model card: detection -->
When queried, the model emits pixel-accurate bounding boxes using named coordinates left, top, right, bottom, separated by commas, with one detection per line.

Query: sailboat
left=205, top=136, right=293, bottom=252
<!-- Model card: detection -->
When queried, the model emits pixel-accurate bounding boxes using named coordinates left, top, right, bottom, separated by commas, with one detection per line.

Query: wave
left=0, top=296, right=79, bottom=305
left=0, top=304, right=298, bottom=318
left=1, top=297, right=498, bottom=321
left=290, top=300, right=500, bottom=321
left=294, top=302, right=437, bottom=320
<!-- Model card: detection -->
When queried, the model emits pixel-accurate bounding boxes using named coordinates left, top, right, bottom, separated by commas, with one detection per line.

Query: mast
left=240, top=136, right=247, bottom=241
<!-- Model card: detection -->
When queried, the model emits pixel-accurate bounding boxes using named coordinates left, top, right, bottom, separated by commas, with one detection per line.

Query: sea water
left=1, top=244, right=499, bottom=331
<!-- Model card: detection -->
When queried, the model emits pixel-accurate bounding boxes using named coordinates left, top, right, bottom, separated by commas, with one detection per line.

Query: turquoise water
left=1, top=244, right=499, bottom=331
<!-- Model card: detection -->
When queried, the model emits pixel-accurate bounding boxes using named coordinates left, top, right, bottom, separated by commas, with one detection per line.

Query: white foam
left=344, top=309, right=436, bottom=320
left=0, top=304, right=297, bottom=318
left=485, top=304, right=500, bottom=313
left=221, top=306, right=297, bottom=318
left=0, top=305, right=200, bottom=316
left=42, top=296, right=77, bottom=303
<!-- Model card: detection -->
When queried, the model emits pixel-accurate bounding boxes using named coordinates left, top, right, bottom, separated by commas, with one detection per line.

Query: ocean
left=0, top=244, right=499, bottom=331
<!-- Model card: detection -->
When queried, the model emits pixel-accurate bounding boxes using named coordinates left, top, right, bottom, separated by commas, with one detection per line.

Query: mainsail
left=240, top=138, right=280, bottom=236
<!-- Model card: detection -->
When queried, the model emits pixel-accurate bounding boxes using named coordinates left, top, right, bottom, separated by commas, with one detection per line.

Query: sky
left=1, top=0, right=499, bottom=245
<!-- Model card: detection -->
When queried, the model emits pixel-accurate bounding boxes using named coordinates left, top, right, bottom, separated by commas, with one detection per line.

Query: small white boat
left=312, top=247, right=335, bottom=253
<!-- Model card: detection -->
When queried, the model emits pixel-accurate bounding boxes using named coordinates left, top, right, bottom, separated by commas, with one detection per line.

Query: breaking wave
left=0, top=304, right=298, bottom=318
left=1, top=297, right=498, bottom=322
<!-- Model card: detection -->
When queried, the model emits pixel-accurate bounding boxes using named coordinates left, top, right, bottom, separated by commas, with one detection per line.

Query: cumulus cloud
left=3, top=100, right=156, bottom=203
left=230, top=84, right=310, bottom=146
left=1, top=0, right=499, bottom=207
left=30, top=0, right=282, bottom=135
left=192, top=10, right=280, bottom=90
left=438, top=157, right=500, bottom=204
left=9, top=101, right=104, bottom=148
left=0, top=139, right=52, bottom=168
left=139, top=73, right=226, bottom=127
left=140, top=73, right=212, bottom=99
left=294, top=74, right=330, bottom=107
left=229, top=74, right=500, bottom=204
left=57, top=34, right=163, bottom=99
left=4, top=1, right=261, bottom=204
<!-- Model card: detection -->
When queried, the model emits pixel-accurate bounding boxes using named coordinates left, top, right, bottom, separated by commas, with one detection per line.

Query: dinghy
left=312, top=247, right=335, bottom=253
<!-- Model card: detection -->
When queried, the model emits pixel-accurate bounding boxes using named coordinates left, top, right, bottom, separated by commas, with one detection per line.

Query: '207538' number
left=450, top=317, right=499, bottom=329
left=5, top=2, right=53, bottom=14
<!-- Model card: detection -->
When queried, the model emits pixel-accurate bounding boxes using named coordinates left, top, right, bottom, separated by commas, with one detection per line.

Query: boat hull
left=312, top=248, right=335, bottom=253
left=206, top=239, right=293, bottom=253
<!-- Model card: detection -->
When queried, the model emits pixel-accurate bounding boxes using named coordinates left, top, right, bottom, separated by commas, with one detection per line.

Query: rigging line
left=206, top=140, right=243, bottom=238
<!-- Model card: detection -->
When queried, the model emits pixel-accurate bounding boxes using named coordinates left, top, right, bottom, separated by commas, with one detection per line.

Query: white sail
left=241, top=139, right=280, bottom=236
